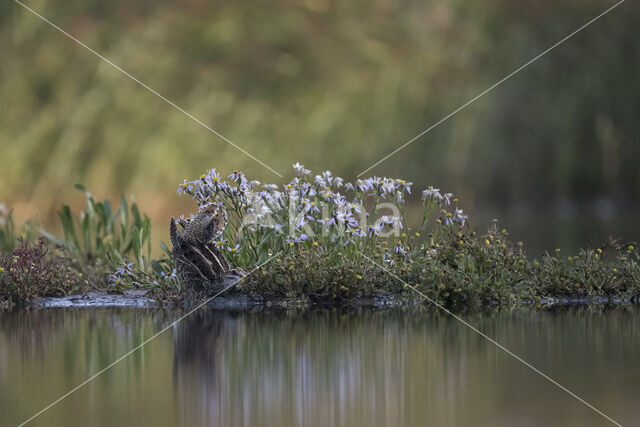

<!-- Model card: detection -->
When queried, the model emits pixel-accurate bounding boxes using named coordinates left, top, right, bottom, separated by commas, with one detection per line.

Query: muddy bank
left=38, top=290, right=156, bottom=308
left=35, top=291, right=403, bottom=309
left=33, top=291, right=640, bottom=310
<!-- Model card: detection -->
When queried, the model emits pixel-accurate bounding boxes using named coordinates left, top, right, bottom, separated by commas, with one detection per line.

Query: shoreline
left=25, top=290, right=640, bottom=310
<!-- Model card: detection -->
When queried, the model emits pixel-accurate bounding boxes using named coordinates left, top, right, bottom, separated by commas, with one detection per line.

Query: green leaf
left=159, top=241, right=172, bottom=257
left=81, top=211, right=91, bottom=256
left=131, top=226, right=141, bottom=258
left=106, top=243, right=125, bottom=268
left=131, top=203, right=142, bottom=227
left=58, top=205, right=79, bottom=249
left=138, top=227, right=145, bottom=270
left=151, top=260, right=163, bottom=275
left=143, top=218, right=152, bottom=261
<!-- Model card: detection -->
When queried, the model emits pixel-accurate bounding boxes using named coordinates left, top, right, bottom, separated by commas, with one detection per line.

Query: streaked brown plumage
left=170, top=206, right=231, bottom=295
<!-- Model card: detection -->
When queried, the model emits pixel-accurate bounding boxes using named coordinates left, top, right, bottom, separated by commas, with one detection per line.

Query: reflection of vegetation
left=1, top=0, right=638, bottom=221
left=2, top=307, right=638, bottom=425
left=0, top=307, right=175, bottom=426
left=169, top=308, right=640, bottom=426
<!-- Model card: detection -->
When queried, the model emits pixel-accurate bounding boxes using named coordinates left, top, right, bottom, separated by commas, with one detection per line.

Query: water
left=1, top=307, right=639, bottom=426
left=473, top=210, right=640, bottom=258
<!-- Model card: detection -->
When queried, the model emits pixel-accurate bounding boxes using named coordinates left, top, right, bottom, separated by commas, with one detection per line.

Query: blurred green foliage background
left=1, top=0, right=638, bottom=254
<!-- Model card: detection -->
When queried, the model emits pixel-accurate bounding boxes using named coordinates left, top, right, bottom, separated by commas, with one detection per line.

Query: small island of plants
left=1, top=164, right=638, bottom=309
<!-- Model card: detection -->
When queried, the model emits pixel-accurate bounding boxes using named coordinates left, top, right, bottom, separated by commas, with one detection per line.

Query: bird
left=170, top=205, right=232, bottom=296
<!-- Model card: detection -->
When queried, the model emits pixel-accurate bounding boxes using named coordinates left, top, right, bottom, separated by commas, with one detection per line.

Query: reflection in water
left=1, top=307, right=640, bottom=426
left=173, top=311, right=228, bottom=425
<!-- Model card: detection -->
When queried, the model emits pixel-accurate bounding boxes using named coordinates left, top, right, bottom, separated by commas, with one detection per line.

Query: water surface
left=1, top=307, right=639, bottom=426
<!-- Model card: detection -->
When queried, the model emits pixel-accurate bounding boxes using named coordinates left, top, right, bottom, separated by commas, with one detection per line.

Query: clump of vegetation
left=43, top=185, right=151, bottom=263
left=0, top=186, right=175, bottom=306
left=107, top=237, right=181, bottom=299
left=43, top=187, right=182, bottom=298
left=39, top=185, right=161, bottom=287
left=1, top=165, right=639, bottom=308
left=168, top=164, right=639, bottom=306
left=0, top=237, right=86, bottom=306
